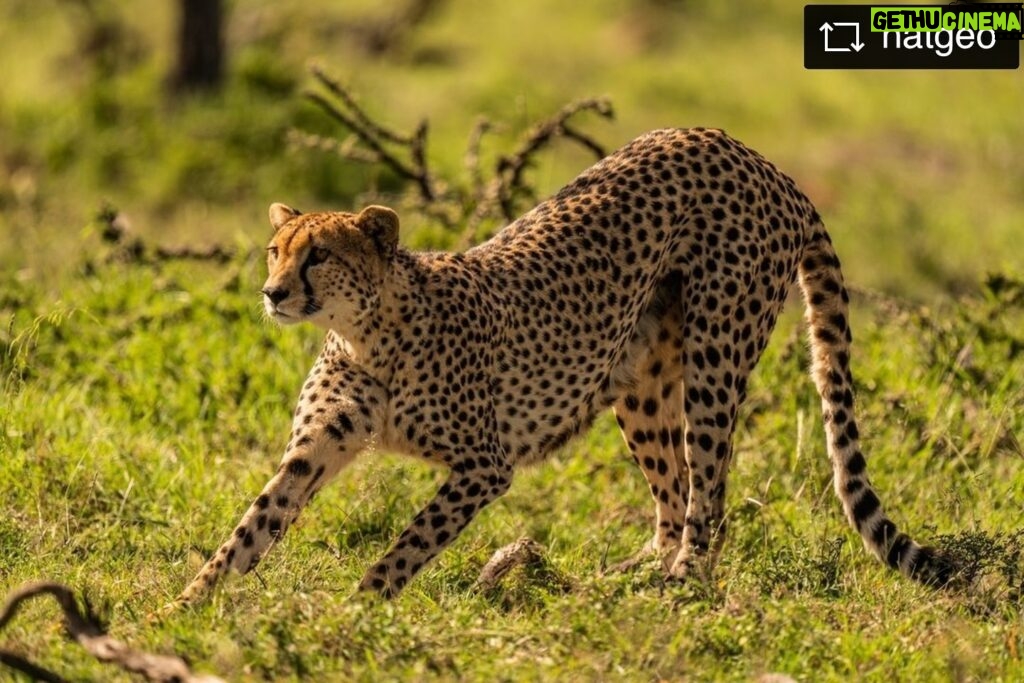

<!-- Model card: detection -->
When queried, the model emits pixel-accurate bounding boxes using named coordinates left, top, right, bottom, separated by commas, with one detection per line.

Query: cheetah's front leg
left=359, top=445, right=513, bottom=597
left=166, top=354, right=387, bottom=612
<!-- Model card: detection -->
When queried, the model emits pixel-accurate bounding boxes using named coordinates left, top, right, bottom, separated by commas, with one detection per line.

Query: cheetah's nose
left=262, top=287, right=290, bottom=305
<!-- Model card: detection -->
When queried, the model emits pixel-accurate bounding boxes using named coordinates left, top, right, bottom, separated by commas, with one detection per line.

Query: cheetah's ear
left=269, top=203, right=301, bottom=232
left=356, top=205, right=400, bottom=259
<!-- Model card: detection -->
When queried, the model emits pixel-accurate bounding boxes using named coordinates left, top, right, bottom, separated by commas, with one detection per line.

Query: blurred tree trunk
left=170, top=0, right=225, bottom=92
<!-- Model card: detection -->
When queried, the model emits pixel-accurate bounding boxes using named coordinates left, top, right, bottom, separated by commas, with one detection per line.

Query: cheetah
left=170, top=128, right=952, bottom=608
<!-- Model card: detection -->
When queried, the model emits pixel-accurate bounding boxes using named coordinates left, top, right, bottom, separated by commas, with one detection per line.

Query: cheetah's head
left=261, top=203, right=399, bottom=329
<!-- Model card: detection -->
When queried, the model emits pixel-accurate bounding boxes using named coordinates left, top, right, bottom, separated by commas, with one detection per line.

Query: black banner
left=805, top=4, right=1021, bottom=69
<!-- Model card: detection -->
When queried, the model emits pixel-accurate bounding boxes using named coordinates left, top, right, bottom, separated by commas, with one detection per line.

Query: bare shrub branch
left=495, top=96, right=614, bottom=220
left=310, top=64, right=414, bottom=145
left=295, top=66, right=615, bottom=246
left=463, top=117, right=493, bottom=199
left=305, top=67, right=439, bottom=204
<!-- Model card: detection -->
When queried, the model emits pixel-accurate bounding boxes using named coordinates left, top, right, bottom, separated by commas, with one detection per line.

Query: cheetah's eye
left=266, top=246, right=279, bottom=260
left=307, top=246, right=331, bottom=265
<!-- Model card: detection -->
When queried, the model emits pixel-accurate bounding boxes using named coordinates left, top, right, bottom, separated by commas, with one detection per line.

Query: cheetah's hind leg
left=606, top=321, right=688, bottom=575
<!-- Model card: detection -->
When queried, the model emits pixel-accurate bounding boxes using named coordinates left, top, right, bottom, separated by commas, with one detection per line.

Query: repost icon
left=820, top=20, right=865, bottom=52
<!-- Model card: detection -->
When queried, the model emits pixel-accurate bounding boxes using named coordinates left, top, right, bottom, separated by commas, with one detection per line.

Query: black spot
left=287, top=459, right=313, bottom=476
left=846, top=421, right=859, bottom=440
left=642, top=398, right=658, bottom=417
left=816, top=327, right=838, bottom=344
left=256, top=495, right=270, bottom=509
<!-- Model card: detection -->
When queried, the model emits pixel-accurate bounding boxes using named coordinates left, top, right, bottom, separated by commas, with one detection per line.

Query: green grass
left=1, top=1, right=1023, bottom=680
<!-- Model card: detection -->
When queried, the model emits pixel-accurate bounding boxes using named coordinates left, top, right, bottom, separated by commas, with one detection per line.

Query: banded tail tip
left=909, top=545, right=958, bottom=588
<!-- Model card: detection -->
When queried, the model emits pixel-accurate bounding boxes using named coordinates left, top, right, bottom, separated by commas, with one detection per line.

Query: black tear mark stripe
left=299, top=251, right=317, bottom=311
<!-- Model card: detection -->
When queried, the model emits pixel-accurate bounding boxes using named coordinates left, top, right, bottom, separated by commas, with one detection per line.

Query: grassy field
left=1, top=1, right=1023, bottom=680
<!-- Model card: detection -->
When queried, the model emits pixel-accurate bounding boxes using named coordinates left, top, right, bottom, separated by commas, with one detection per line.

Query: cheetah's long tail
left=796, top=223, right=955, bottom=587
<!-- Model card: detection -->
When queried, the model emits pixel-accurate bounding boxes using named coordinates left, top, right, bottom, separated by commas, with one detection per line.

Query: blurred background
left=0, top=6, right=1022, bottom=678
left=0, top=0, right=1021, bottom=296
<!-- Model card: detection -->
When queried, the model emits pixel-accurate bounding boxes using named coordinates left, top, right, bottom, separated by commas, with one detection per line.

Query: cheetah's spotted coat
left=173, top=128, right=951, bottom=606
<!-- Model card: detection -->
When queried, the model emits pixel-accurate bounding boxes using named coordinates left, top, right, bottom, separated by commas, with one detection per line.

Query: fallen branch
left=0, top=581, right=223, bottom=682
